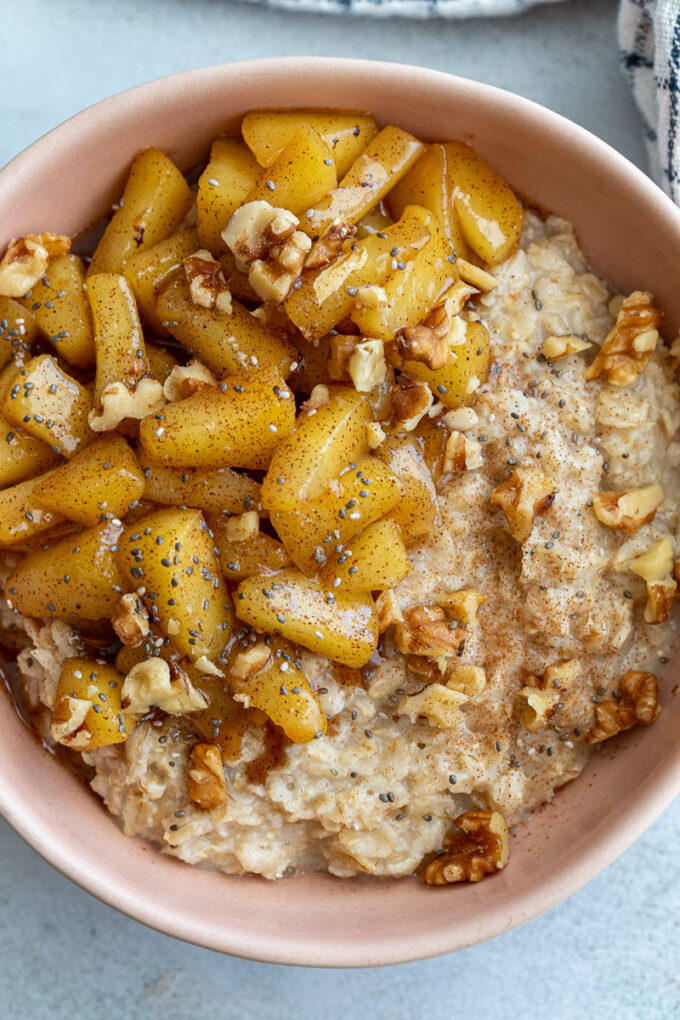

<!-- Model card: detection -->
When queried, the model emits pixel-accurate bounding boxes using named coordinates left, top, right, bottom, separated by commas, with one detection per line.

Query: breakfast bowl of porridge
left=1, top=58, right=680, bottom=966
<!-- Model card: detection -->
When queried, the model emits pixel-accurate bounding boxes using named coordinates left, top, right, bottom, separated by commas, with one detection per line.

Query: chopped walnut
left=224, top=510, right=260, bottom=544
left=392, top=378, right=434, bottom=431
left=89, top=376, right=166, bottom=432
left=349, top=339, right=386, bottom=393
left=407, top=655, right=447, bottom=682
left=628, top=537, right=674, bottom=583
left=112, top=593, right=150, bottom=647
left=230, top=642, right=272, bottom=681
left=395, top=305, right=450, bottom=371
left=222, top=200, right=311, bottom=304
left=329, top=334, right=360, bottom=380
left=520, top=687, right=560, bottom=732
left=441, top=407, right=479, bottom=431
left=423, top=811, right=510, bottom=885
left=183, top=249, right=232, bottom=313
left=366, top=421, right=386, bottom=450
left=397, top=683, right=468, bottom=728
left=593, top=484, right=664, bottom=533
left=585, top=290, right=663, bottom=386
left=489, top=466, right=557, bottom=542
left=644, top=577, right=677, bottom=624
left=187, top=742, right=228, bottom=810
left=304, top=220, right=357, bottom=270
left=442, top=431, right=483, bottom=473
left=0, top=233, right=71, bottom=297
left=519, top=659, right=580, bottom=731
left=301, top=384, right=331, bottom=413
left=436, top=589, right=487, bottom=625
left=447, top=664, right=487, bottom=698
left=355, top=285, right=388, bottom=311
left=455, top=258, right=499, bottom=292
left=394, top=605, right=465, bottom=656
left=541, top=334, right=592, bottom=360
left=375, top=589, right=404, bottom=632
left=50, top=696, right=92, bottom=750
left=587, top=670, right=660, bottom=743
left=441, top=279, right=480, bottom=317
left=163, top=359, right=217, bottom=401
left=121, top=658, right=208, bottom=714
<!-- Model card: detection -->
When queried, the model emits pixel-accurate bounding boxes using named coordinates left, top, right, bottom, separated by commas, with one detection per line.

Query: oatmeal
left=1, top=111, right=678, bottom=883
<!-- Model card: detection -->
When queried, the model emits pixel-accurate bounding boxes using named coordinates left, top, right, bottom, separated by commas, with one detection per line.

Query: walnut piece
left=50, top=696, right=92, bottom=750
left=627, top=537, right=674, bottom=582
left=163, top=359, right=217, bottom=401
left=183, top=249, right=232, bottom=313
left=187, top=742, right=228, bottom=810
left=541, top=334, right=592, bottom=360
left=121, top=658, right=208, bottom=714
left=585, top=290, right=663, bottom=386
left=112, top=593, right=150, bottom=648
left=644, top=577, right=677, bottom=624
left=88, top=376, right=166, bottom=432
left=392, top=378, right=434, bottom=431
left=348, top=339, right=386, bottom=393
left=394, top=605, right=465, bottom=656
left=519, top=659, right=580, bottom=732
left=304, top=220, right=357, bottom=270
left=366, top=421, right=386, bottom=450
left=447, top=664, right=487, bottom=698
left=442, top=431, right=483, bottom=473
left=224, top=509, right=260, bottom=543
left=455, top=258, right=499, bottom=292
left=395, top=306, right=450, bottom=371
left=593, top=484, right=664, bottom=532
left=489, top=466, right=557, bottom=542
left=587, top=670, right=660, bottom=743
left=221, top=200, right=311, bottom=303
left=230, top=642, right=272, bottom=681
left=436, top=589, right=487, bottom=625
left=0, top=233, right=71, bottom=297
left=441, top=407, right=479, bottom=432
left=423, top=810, right=510, bottom=885
left=375, top=589, right=404, bottom=632
left=397, top=683, right=468, bottom=728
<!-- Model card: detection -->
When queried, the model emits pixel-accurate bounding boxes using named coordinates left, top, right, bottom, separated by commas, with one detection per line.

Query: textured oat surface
left=2, top=0, right=677, bottom=1014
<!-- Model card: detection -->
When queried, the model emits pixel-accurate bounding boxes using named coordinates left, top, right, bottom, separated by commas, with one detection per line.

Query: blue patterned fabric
left=237, top=0, right=563, bottom=17
left=619, top=0, right=680, bottom=198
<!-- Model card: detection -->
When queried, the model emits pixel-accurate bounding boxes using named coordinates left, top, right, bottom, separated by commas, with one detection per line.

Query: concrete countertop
left=1, top=1, right=678, bottom=1017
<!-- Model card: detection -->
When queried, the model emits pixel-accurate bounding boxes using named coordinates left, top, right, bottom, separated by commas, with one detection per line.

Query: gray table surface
left=2, top=1, right=679, bottom=1017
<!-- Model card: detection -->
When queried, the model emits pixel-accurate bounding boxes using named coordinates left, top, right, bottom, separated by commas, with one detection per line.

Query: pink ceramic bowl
left=1, top=58, right=680, bottom=967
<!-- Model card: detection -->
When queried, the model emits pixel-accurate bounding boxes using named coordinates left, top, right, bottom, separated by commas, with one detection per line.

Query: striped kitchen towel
left=620, top=0, right=680, bottom=199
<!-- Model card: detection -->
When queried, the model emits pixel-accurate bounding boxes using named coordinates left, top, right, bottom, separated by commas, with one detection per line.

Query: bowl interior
left=1, top=58, right=680, bottom=966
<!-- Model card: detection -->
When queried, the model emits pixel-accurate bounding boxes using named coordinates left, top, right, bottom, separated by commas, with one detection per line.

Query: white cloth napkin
left=619, top=0, right=680, bottom=199
left=241, top=0, right=561, bottom=16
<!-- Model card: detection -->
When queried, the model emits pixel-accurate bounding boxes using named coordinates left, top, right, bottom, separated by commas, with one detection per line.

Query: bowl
left=1, top=57, right=680, bottom=968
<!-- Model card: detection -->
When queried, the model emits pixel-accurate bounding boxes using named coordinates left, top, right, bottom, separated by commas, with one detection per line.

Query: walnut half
left=394, top=605, right=465, bottom=657
left=585, top=290, right=662, bottom=386
left=587, top=670, right=660, bottom=743
left=187, top=742, right=228, bottom=810
left=423, top=811, right=510, bottom=885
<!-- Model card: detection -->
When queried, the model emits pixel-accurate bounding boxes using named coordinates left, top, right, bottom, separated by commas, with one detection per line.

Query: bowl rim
left=2, top=55, right=680, bottom=968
